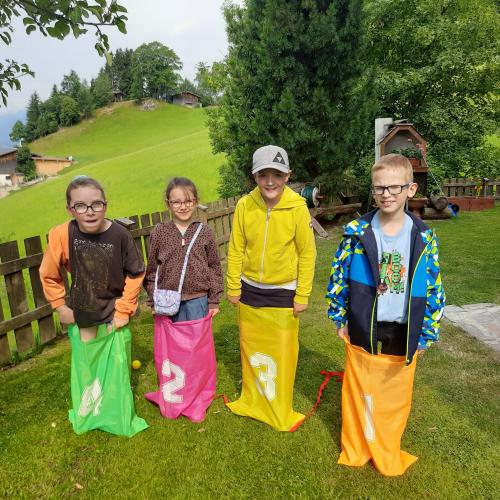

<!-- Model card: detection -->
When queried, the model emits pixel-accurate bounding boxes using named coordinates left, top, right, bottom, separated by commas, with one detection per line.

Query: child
left=143, top=177, right=223, bottom=422
left=326, top=153, right=445, bottom=475
left=39, top=175, right=148, bottom=436
left=226, top=145, right=316, bottom=431
left=40, top=175, right=145, bottom=340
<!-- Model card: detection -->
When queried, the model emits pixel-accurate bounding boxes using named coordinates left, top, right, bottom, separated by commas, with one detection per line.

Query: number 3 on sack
left=250, top=352, right=277, bottom=401
left=162, top=359, right=185, bottom=403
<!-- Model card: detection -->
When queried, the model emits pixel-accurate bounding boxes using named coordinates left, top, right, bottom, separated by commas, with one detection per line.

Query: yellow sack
left=338, top=340, right=418, bottom=476
left=227, top=303, right=304, bottom=431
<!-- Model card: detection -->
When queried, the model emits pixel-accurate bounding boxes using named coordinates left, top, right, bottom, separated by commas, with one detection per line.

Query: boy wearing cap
left=225, top=145, right=316, bottom=431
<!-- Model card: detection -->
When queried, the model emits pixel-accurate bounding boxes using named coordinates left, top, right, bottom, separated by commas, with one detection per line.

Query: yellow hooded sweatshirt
left=226, top=185, right=316, bottom=305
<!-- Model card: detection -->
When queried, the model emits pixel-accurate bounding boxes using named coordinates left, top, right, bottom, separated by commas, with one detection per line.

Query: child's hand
left=227, top=295, right=240, bottom=305
left=209, top=307, right=220, bottom=317
left=110, top=316, right=129, bottom=331
left=56, top=305, right=75, bottom=325
left=337, top=326, right=349, bottom=339
left=293, top=302, right=308, bottom=316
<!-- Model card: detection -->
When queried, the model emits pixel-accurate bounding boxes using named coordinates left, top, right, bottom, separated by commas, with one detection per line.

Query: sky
left=0, top=0, right=242, bottom=145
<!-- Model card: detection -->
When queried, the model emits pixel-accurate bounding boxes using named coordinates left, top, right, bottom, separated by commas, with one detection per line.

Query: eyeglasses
left=71, top=201, right=107, bottom=214
left=168, top=199, right=197, bottom=209
left=371, top=184, right=411, bottom=195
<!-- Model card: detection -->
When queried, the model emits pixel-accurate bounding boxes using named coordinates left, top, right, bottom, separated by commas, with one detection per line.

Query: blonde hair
left=372, top=154, right=413, bottom=183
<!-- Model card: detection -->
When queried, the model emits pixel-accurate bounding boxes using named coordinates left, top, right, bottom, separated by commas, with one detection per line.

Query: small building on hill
left=171, top=91, right=201, bottom=108
left=0, top=160, right=24, bottom=186
left=32, top=153, right=73, bottom=176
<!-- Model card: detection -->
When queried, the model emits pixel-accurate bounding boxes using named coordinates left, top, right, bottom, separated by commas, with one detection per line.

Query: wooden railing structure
left=442, top=178, right=500, bottom=199
left=0, top=197, right=240, bottom=366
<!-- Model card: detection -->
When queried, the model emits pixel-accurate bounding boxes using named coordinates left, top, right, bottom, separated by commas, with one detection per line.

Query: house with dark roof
left=0, top=160, right=24, bottom=186
left=171, top=91, right=201, bottom=108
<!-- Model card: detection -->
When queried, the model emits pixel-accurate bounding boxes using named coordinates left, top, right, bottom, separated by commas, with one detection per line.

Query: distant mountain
left=0, top=110, right=25, bottom=147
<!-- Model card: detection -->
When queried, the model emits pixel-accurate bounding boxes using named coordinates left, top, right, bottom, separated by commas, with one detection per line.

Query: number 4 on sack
left=78, top=379, right=103, bottom=417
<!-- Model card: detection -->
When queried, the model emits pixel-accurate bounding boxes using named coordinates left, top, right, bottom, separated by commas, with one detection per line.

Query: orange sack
left=338, top=340, right=418, bottom=476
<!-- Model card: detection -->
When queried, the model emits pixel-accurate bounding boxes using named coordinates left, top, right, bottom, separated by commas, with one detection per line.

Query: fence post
left=24, top=236, right=57, bottom=344
left=0, top=241, right=35, bottom=353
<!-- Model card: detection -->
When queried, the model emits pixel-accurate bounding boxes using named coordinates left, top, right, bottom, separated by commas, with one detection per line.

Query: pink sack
left=145, top=313, right=216, bottom=423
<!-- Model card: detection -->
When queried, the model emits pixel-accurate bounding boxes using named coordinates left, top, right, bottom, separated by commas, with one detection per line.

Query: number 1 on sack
left=250, top=352, right=277, bottom=401
left=162, top=360, right=185, bottom=403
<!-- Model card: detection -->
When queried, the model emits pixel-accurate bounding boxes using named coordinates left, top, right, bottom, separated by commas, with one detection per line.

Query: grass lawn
left=0, top=101, right=222, bottom=243
left=1, top=205, right=499, bottom=498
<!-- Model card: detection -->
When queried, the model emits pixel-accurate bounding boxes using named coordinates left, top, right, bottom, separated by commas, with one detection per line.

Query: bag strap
left=154, top=223, right=204, bottom=293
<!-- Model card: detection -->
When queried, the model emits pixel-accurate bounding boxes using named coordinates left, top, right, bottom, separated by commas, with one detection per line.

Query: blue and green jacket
left=326, top=209, right=445, bottom=364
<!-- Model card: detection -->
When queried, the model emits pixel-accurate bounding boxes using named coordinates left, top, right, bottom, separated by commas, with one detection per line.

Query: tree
left=16, top=143, right=36, bottom=180
left=363, top=0, right=500, bottom=178
left=208, top=0, right=370, bottom=197
left=110, top=47, right=133, bottom=97
left=130, top=42, right=182, bottom=99
left=9, top=120, right=26, bottom=143
left=24, top=91, right=41, bottom=141
left=61, top=70, right=82, bottom=100
left=194, top=62, right=221, bottom=106
left=77, top=79, right=94, bottom=118
left=0, top=0, right=128, bottom=106
left=92, top=69, right=113, bottom=107
left=59, top=95, right=80, bottom=126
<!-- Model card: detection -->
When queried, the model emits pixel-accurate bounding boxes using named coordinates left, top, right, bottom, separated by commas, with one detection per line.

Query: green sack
left=68, top=324, right=148, bottom=437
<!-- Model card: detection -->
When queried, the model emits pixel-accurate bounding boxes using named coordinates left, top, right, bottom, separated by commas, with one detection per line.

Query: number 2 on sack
left=162, top=359, right=185, bottom=403
left=250, top=352, right=277, bottom=401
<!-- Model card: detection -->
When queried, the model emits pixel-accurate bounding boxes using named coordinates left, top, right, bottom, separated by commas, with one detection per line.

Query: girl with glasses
left=143, top=177, right=223, bottom=423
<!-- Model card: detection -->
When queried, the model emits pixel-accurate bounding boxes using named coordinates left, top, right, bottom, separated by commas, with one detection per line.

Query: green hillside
left=0, top=101, right=223, bottom=243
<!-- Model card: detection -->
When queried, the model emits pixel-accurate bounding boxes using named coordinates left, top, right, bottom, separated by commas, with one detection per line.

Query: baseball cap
left=252, top=145, right=290, bottom=174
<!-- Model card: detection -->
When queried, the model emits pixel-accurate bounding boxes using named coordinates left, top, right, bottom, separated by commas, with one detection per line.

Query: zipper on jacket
left=370, top=296, right=377, bottom=354
left=259, top=208, right=271, bottom=282
left=405, top=241, right=430, bottom=364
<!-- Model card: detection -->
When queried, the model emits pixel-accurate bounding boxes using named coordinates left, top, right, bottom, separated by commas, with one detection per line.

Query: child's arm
left=419, top=232, right=446, bottom=350
left=293, top=205, right=317, bottom=312
left=226, top=200, right=246, bottom=303
left=39, top=223, right=73, bottom=323
left=205, top=226, right=224, bottom=315
left=113, top=233, right=146, bottom=328
left=326, top=235, right=355, bottom=335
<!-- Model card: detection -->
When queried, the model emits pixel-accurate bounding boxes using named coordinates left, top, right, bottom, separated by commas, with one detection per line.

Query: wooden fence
left=0, top=197, right=240, bottom=366
left=442, top=178, right=500, bottom=199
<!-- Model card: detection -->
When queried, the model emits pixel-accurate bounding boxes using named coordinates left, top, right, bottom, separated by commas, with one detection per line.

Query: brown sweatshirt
left=144, top=221, right=223, bottom=308
left=39, top=220, right=145, bottom=327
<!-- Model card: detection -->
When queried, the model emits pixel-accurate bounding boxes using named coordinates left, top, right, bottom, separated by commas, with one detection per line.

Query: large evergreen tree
left=110, top=48, right=134, bottom=97
left=24, top=91, right=41, bottom=142
left=209, top=0, right=370, bottom=197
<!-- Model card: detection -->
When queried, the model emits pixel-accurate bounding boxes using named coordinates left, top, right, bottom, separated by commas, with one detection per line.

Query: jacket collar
left=248, top=185, right=307, bottom=210
left=344, top=209, right=434, bottom=283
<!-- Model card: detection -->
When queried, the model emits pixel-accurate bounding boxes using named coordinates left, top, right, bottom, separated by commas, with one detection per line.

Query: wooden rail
left=441, top=178, right=500, bottom=199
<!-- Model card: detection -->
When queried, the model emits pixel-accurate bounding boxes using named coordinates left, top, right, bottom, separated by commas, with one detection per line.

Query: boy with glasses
left=326, top=153, right=445, bottom=475
left=40, top=175, right=145, bottom=341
